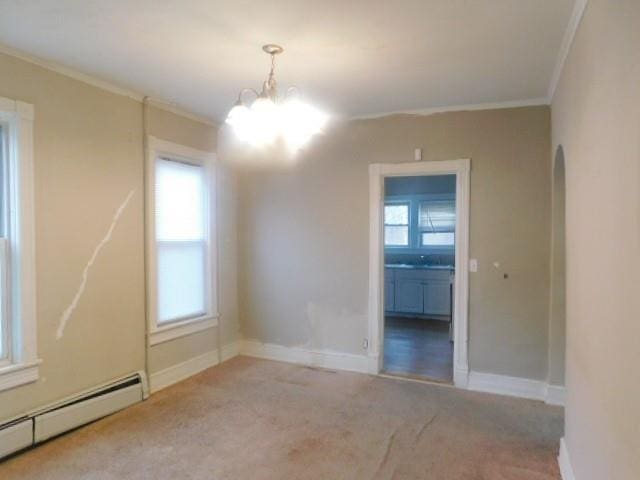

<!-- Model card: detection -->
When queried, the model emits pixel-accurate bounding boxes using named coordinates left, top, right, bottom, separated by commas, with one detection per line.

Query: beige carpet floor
left=0, top=356, right=564, bottom=479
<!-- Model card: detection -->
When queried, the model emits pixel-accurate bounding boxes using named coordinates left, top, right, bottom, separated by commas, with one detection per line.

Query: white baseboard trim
left=149, top=341, right=240, bottom=394
left=238, top=341, right=566, bottom=405
left=454, top=367, right=469, bottom=388
left=545, top=384, right=567, bottom=406
left=468, top=371, right=545, bottom=400
left=240, top=340, right=374, bottom=374
left=468, top=371, right=565, bottom=405
left=221, top=341, right=241, bottom=362
left=558, top=437, right=576, bottom=480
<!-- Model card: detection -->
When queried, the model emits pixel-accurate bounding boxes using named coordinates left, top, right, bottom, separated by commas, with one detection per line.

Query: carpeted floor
left=0, top=356, right=564, bottom=479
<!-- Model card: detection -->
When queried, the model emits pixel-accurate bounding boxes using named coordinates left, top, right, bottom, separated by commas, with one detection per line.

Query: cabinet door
left=384, top=279, right=395, bottom=312
left=395, top=279, right=424, bottom=313
left=423, top=280, right=451, bottom=316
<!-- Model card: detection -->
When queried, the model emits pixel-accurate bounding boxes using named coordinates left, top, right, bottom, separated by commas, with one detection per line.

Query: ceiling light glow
left=225, top=45, right=327, bottom=152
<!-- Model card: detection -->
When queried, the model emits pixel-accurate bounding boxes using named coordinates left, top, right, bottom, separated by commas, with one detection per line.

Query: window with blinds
left=384, top=203, right=410, bottom=246
left=0, top=124, right=6, bottom=360
left=419, top=200, right=456, bottom=247
left=155, top=158, right=208, bottom=324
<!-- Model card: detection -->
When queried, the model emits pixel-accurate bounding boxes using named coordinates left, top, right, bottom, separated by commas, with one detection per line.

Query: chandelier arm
left=284, top=85, right=300, bottom=98
left=238, top=88, right=259, bottom=104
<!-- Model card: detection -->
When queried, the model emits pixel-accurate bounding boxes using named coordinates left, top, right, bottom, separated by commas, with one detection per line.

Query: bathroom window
left=147, top=137, right=218, bottom=345
left=384, top=202, right=409, bottom=246
left=419, top=200, right=455, bottom=247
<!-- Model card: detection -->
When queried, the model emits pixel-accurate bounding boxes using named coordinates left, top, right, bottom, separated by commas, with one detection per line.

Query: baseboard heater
left=0, top=371, right=147, bottom=460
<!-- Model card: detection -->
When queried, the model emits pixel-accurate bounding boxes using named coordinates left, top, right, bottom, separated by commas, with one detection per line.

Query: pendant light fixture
left=225, top=44, right=327, bottom=152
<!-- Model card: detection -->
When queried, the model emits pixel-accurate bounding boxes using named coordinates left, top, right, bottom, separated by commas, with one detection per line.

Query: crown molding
left=0, top=43, right=216, bottom=127
left=145, top=98, right=217, bottom=127
left=351, top=97, right=549, bottom=120
left=547, top=0, right=589, bottom=102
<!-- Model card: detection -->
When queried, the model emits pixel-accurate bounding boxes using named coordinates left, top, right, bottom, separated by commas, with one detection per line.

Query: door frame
left=367, top=159, right=471, bottom=387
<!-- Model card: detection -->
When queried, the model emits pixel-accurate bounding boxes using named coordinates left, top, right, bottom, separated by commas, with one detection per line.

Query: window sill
left=149, top=314, right=219, bottom=346
left=0, top=360, right=41, bottom=393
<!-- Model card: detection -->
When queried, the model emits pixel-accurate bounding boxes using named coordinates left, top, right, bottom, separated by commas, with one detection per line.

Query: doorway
left=382, top=175, right=456, bottom=382
left=368, top=160, right=470, bottom=387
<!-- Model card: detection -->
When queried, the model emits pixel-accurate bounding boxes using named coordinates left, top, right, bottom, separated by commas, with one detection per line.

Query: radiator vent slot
left=0, top=372, right=145, bottom=460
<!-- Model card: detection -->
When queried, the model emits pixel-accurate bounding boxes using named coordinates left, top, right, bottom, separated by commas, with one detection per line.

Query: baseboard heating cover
left=0, top=371, right=146, bottom=459
left=0, top=418, right=33, bottom=459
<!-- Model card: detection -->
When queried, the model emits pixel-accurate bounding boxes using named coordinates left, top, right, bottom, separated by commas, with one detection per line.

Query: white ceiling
left=0, top=0, right=575, bottom=121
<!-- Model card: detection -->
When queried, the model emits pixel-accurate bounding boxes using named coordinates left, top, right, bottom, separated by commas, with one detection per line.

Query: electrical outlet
left=362, top=338, right=369, bottom=350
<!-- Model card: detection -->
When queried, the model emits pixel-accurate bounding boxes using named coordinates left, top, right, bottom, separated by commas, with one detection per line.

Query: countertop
left=384, top=264, right=455, bottom=271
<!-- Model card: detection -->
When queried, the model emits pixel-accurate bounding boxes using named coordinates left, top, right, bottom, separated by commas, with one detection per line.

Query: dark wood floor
left=383, top=316, right=453, bottom=383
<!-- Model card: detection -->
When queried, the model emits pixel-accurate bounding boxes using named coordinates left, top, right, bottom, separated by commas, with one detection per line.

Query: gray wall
left=236, top=106, right=552, bottom=381
left=551, top=1, right=640, bottom=478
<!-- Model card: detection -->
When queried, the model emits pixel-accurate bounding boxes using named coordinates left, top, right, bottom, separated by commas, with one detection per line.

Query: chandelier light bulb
left=248, top=96, right=279, bottom=146
left=225, top=101, right=249, bottom=126
left=280, top=98, right=328, bottom=153
left=226, top=45, right=328, bottom=152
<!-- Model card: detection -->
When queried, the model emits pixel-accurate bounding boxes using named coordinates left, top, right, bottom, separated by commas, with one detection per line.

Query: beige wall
left=0, top=51, right=145, bottom=420
left=236, top=106, right=552, bottom=381
left=0, top=52, right=239, bottom=422
left=145, top=106, right=240, bottom=374
left=551, top=1, right=640, bottom=479
left=548, top=146, right=566, bottom=386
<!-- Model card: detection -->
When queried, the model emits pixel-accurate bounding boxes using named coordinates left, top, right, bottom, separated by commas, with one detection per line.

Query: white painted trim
left=149, top=347, right=236, bottom=393
left=547, top=0, right=589, bottom=101
left=352, top=98, right=549, bottom=120
left=0, top=97, right=39, bottom=392
left=149, top=316, right=218, bottom=346
left=221, top=341, right=241, bottom=362
left=147, top=136, right=216, bottom=165
left=239, top=341, right=566, bottom=405
left=0, top=43, right=216, bottom=126
left=468, top=371, right=565, bottom=405
left=145, top=136, right=218, bottom=347
left=558, top=437, right=576, bottom=480
left=468, top=371, right=546, bottom=401
left=545, top=384, right=567, bottom=406
left=0, top=361, right=40, bottom=393
left=146, top=98, right=217, bottom=127
left=241, top=340, right=374, bottom=374
left=368, top=160, right=470, bottom=386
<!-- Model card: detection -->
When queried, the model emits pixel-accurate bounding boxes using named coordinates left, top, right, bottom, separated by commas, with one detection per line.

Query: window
left=0, top=97, right=38, bottom=392
left=419, top=200, right=456, bottom=247
left=147, top=137, right=217, bottom=345
left=0, top=123, right=6, bottom=363
left=384, top=203, right=409, bottom=246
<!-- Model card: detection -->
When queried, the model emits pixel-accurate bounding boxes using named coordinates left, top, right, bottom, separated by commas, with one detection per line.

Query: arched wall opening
left=549, top=145, right=566, bottom=386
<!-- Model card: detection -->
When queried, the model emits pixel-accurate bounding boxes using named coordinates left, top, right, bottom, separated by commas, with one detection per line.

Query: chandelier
left=225, top=44, right=328, bottom=152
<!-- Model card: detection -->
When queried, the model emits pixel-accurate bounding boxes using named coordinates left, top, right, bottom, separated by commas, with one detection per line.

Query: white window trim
left=384, top=193, right=455, bottom=253
left=0, top=97, right=39, bottom=392
left=383, top=200, right=410, bottom=248
left=146, top=136, right=218, bottom=346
